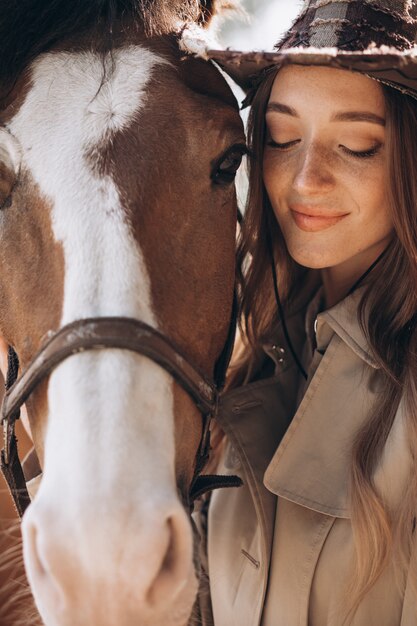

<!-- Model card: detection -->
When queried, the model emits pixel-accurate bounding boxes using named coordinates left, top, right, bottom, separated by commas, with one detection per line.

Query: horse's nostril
left=146, top=510, right=194, bottom=607
left=22, top=511, right=67, bottom=615
left=22, top=502, right=196, bottom=624
left=23, top=513, right=55, bottom=582
left=161, top=518, right=177, bottom=571
left=25, top=522, right=45, bottom=577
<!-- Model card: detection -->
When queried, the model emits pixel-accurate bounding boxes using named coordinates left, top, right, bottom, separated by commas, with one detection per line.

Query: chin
left=286, top=243, right=334, bottom=270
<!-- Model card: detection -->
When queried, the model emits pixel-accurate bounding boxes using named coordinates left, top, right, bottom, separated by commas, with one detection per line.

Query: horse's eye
left=212, top=144, right=248, bottom=186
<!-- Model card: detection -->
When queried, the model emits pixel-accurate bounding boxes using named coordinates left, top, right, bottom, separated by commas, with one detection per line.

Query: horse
left=0, top=1, right=245, bottom=624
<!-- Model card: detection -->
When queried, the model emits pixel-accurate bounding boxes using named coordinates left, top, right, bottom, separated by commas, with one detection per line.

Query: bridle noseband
left=1, top=313, right=242, bottom=517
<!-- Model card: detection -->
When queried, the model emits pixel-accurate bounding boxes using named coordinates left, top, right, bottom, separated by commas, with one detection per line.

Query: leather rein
left=1, top=308, right=242, bottom=518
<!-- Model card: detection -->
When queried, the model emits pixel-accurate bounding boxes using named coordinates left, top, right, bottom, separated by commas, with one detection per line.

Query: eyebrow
left=266, top=102, right=385, bottom=126
left=333, top=111, right=386, bottom=126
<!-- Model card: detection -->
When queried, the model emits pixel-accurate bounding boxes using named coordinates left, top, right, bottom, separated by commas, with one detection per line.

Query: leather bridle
left=1, top=306, right=242, bottom=518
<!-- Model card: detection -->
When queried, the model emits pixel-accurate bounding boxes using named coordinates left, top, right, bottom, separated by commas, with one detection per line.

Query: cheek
left=262, top=154, right=298, bottom=245
left=0, top=180, right=65, bottom=355
left=263, top=156, right=393, bottom=269
left=350, top=164, right=393, bottom=235
left=263, top=153, right=289, bottom=207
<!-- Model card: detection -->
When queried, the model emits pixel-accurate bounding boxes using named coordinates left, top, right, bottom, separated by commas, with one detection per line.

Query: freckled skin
left=263, top=65, right=394, bottom=305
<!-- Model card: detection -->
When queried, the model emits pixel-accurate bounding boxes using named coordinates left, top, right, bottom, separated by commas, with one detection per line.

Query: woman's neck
left=321, top=237, right=391, bottom=309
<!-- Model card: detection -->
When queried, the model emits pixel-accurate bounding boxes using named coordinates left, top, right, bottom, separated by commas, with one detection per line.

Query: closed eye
left=267, top=139, right=300, bottom=150
left=211, top=144, right=249, bottom=185
left=339, top=144, right=382, bottom=159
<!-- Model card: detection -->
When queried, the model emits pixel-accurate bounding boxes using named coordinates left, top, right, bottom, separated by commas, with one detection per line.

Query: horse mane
left=0, top=0, right=237, bottom=88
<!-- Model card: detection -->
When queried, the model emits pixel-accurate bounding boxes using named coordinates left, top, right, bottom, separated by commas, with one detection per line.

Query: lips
left=290, top=205, right=349, bottom=233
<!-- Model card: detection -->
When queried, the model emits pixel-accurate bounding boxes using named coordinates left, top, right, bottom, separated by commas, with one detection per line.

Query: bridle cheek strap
left=1, top=347, right=30, bottom=517
left=1, top=317, right=242, bottom=517
left=1, top=430, right=31, bottom=517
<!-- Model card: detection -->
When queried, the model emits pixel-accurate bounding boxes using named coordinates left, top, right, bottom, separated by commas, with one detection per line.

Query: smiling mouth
left=290, top=208, right=349, bottom=232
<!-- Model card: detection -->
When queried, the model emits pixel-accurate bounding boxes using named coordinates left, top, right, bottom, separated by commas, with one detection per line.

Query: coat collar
left=264, top=288, right=381, bottom=519
left=319, top=288, right=379, bottom=369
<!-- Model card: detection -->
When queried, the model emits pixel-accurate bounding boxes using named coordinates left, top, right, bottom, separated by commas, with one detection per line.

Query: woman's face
left=263, top=65, right=393, bottom=276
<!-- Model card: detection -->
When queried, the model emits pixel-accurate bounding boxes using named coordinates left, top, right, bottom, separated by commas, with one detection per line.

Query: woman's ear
left=0, top=128, right=21, bottom=209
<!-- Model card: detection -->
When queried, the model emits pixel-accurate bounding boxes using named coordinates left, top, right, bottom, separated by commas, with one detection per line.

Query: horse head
left=0, top=2, right=244, bottom=624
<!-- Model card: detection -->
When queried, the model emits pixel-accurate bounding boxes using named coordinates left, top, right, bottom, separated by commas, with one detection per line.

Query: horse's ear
left=0, top=129, right=21, bottom=209
left=197, top=0, right=238, bottom=28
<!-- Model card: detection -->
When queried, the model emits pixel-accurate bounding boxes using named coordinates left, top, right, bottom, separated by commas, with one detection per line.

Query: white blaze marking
left=10, top=46, right=164, bottom=324
left=9, top=48, right=179, bottom=518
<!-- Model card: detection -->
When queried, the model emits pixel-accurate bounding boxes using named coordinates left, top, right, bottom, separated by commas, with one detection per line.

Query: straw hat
left=208, top=0, right=417, bottom=100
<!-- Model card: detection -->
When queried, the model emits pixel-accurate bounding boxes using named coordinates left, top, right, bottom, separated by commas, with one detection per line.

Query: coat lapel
left=264, top=295, right=381, bottom=519
left=205, top=311, right=306, bottom=626
left=217, top=361, right=299, bottom=566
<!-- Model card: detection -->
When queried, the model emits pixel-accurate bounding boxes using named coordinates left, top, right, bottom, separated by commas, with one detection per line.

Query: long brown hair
left=231, top=68, right=417, bottom=619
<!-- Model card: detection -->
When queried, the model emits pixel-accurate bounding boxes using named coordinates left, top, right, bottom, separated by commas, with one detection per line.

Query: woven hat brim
left=208, top=48, right=417, bottom=101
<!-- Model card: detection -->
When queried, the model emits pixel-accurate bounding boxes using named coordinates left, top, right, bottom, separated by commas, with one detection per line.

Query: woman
left=204, top=1, right=417, bottom=625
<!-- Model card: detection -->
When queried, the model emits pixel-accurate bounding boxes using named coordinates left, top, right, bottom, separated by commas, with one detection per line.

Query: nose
left=22, top=500, right=197, bottom=625
left=292, top=143, right=335, bottom=196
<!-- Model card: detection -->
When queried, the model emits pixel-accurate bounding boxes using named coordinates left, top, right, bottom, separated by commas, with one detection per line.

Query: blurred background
left=219, top=0, right=300, bottom=50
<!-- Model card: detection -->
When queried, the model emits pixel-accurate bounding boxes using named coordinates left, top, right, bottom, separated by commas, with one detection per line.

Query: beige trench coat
left=205, top=288, right=417, bottom=626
